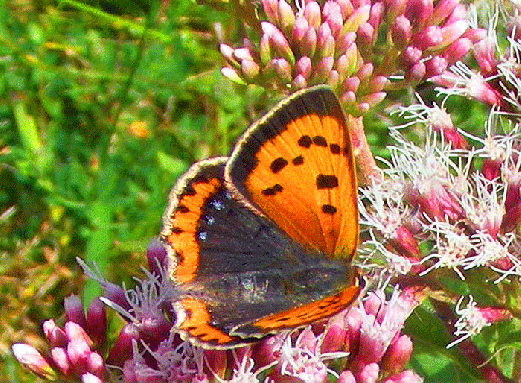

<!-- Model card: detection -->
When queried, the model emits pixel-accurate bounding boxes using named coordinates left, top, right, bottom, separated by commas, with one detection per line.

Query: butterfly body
left=161, top=86, right=360, bottom=348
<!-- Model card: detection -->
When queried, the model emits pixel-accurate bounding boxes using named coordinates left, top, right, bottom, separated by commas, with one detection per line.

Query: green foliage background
left=0, top=0, right=501, bottom=382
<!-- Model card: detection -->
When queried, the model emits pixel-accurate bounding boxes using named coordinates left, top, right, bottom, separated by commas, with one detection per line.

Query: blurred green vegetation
left=0, top=0, right=496, bottom=382
left=0, top=0, right=267, bottom=380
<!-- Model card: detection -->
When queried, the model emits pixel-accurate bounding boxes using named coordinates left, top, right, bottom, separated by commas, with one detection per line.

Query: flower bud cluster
left=220, top=0, right=483, bottom=116
left=13, top=297, right=107, bottom=383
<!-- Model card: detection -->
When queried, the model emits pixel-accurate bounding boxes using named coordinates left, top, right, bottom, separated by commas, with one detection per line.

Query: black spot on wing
left=292, top=155, right=304, bottom=166
left=322, top=204, right=337, bottom=214
left=270, top=157, right=288, bottom=173
left=176, top=205, right=190, bottom=213
left=316, top=175, right=339, bottom=189
left=298, top=135, right=312, bottom=148
left=312, top=136, right=327, bottom=147
left=330, top=144, right=341, bottom=154
left=261, top=184, right=283, bottom=196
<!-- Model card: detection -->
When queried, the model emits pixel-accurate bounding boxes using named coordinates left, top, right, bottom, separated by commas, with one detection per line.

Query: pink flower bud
left=241, top=60, right=260, bottom=79
left=323, top=1, right=343, bottom=38
left=443, top=37, right=473, bottom=64
left=301, top=27, right=318, bottom=57
left=383, top=370, right=423, bottom=383
left=328, top=69, right=341, bottom=88
left=364, top=292, right=384, bottom=316
left=259, top=34, right=271, bottom=65
left=51, top=347, right=71, bottom=376
left=343, top=5, right=371, bottom=33
left=342, top=76, right=361, bottom=93
left=381, top=335, right=413, bottom=374
left=322, top=317, right=349, bottom=353
left=262, top=22, right=295, bottom=64
left=337, top=0, right=353, bottom=19
left=345, top=308, right=363, bottom=350
left=337, top=31, right=356, bottom=52
left=424, top=56, right=447, bottom=77
left=431, top=0, right=458, bottom=25
left=445, top=3, right=466, bottom=25
left=138, top=316, right=173, bottom=350
left=313, top=56, right=334, bottom=82
left=412, top=26, right=443, bottom=50
left=357, top=62, right=374, bottom=82
left=67, top=338, right=91, bottom=373
left=12, top=344, right=56, bottom=379
left=440, top=19, right=467, bottom=47
left=87, top=352, right=105, bottom=377
left=388, top=225, right=421, bottom=257
left=82, top=373, right=104, bottom=383
left=357, top=362, right=379, bottom=383
left=359, top=92, right=387, bottom=109
left=473, top=38, right=497, bottom=77
left=64, top=295, right=87, bottom=329
left=262, top=0, right=279, bottom=23
left=405, top=0, right=433, bottom=29
left=385, top=0, right=407, bottom=21
left=391, top=16, right=412, bottom=49
left=86, top=298, right=107, bottom=346
left=501, top=181, right=521, bottom=232
left=278, top=0, right=295, bottom=33
left=221, top=67, right=246, bottom=84
left=272, top=58, right=292, bottom=82
left=358, top=22, right=375, bottom=49
left=368, top=75, right=389, bottom=93
left=106, top=323, right=140, bottom=366
left=369, top=2, right=384, bottom=31
left=66, top=322, right=93, bottom=346
left=304, top=1, right=322, bottom=29
left=233, top=48, right=254, bottom=62
left=43, top=319, right=67, bottom=347
left=317, top=23, right=335, bottom=57
left=146, top=238, right=168, bottom=277
left=478, top=307, right=513, bottom=323
left=463, top=27, right=487, bottom=44
left=101, top=281, right=132, bottom=313
left=293, top=74, right=308, bottom=88
left=219, top=44, right=236, bottom=64
left=405, top=183, right=464, bottom=221
left=338, top=370, right=356, bottom=383
left=291, top=17, right=309, bottom=47
left=400, top=46, right=422, bottom=67
left=406, top=61, right=426, bottom=82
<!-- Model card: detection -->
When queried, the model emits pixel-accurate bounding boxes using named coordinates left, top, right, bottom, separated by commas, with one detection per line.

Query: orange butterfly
left=161, top=85, right=360, bottom=348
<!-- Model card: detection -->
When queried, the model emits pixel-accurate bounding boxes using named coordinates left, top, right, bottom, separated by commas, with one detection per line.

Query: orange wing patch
left=162, top=158, right=227, bottom=284
left=249, top=284, right=360, bottom=331
left=177, top=298, right=235, bottom=346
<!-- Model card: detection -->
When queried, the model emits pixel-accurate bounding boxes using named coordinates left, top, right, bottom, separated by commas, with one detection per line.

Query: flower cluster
left=220, top=0, right=484, bottom=116
left=434, top=3, right=521, bottom=117
left=358, top=102, right=519, bottom=379
left=13, top=244, right=424, bottom=382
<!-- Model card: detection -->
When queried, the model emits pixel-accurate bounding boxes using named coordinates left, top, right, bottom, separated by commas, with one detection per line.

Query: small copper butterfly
left=160, top=85, right=360, bottom=348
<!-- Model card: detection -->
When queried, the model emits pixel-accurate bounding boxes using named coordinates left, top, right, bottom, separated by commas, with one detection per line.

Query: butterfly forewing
left=226, top=86, right=358, bottom=259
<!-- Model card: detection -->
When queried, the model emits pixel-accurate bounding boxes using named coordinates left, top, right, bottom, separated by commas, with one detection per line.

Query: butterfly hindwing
left=226, top=85, right=358, bottom=259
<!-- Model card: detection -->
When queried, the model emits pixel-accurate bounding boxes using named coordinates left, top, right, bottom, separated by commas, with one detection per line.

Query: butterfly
left=160, top=85, right=360, bottom=348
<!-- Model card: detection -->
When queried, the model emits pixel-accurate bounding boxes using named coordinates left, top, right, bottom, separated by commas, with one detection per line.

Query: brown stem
left=347, top=115, right=381, bottom=185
